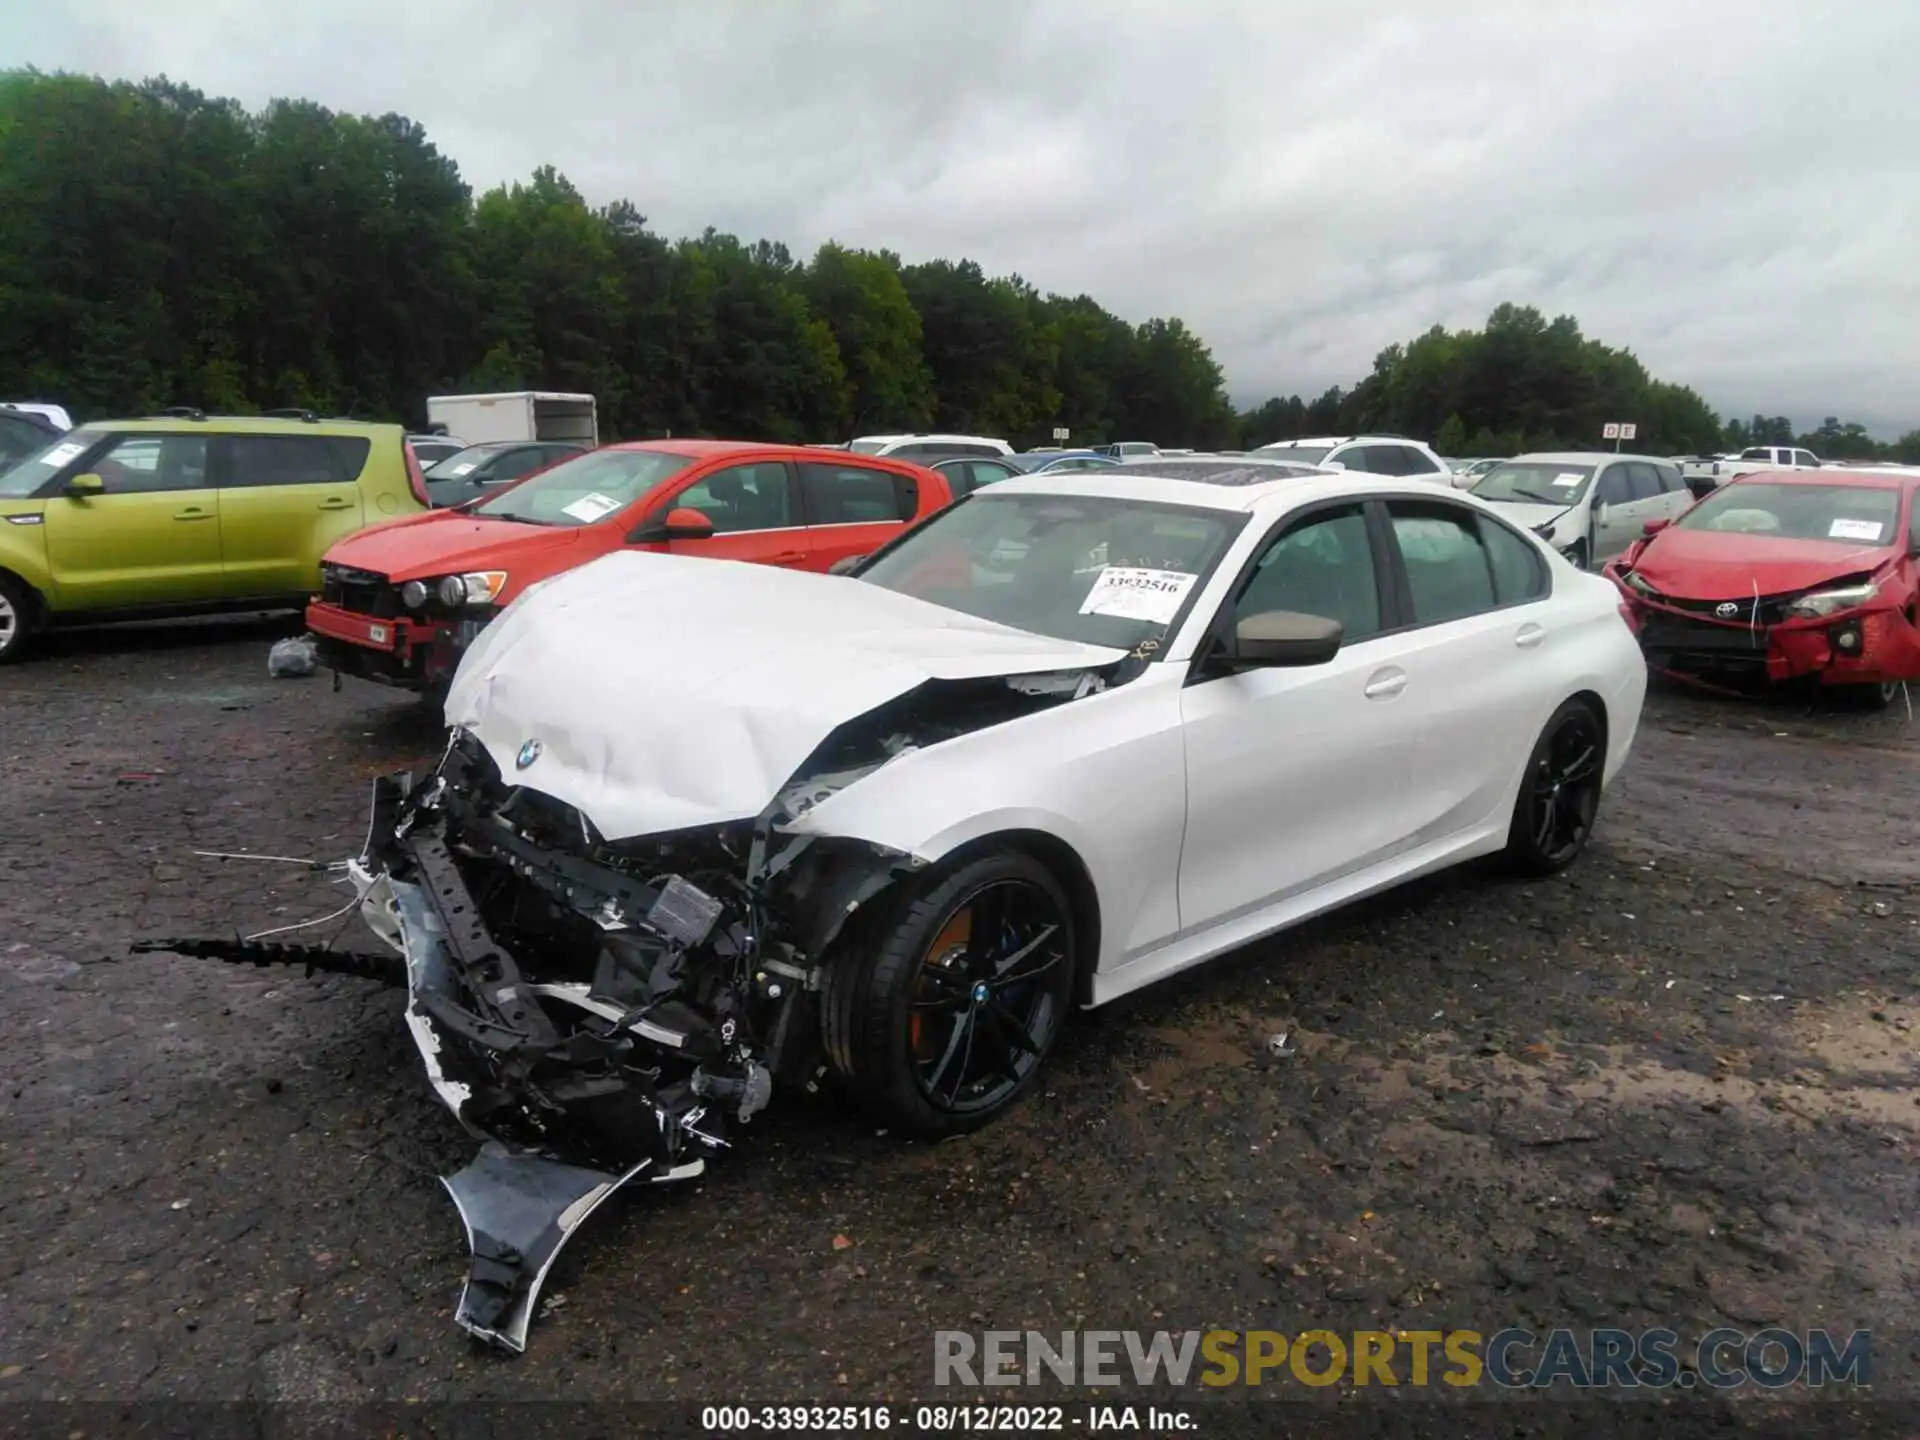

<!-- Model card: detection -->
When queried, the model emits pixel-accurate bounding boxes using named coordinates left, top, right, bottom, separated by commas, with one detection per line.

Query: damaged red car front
left=1604, top=468, right=1920, bottom=705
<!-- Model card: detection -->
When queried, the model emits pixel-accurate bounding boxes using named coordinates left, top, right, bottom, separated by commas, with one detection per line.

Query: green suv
left=0, top=412, right=427, bottom=661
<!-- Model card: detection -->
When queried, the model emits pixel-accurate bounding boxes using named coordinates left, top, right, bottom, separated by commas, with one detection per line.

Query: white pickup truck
left=1683, top=444, right=1823, bottom=489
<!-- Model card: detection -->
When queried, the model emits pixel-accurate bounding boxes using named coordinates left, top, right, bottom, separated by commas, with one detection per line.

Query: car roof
left=972, top=462, right=1440, bottom=515
left=1509, top=451, right=1668, bottom=465
left=851, top=432, right=1005, bottom=445
left=604, top=438, right=928, bottom=463
left=86, top=415, right=400, bottom=436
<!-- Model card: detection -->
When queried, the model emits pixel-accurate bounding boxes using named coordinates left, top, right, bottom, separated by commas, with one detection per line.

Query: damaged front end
left=332, top=728, right=910, bottom=1350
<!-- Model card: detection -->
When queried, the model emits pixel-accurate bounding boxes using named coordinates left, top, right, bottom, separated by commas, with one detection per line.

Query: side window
left=1740, top=448, right=1772, bottom=462
left=225, top=434, right=356, bottom=487
left=1594, top=466, right=1634, bottom=506
left=890, top=443, right=944, bottom=461
left=1234, top=506, right=1381, bottom=642
left=966, top=460, right=1017, bottom=488
left=1398, top=446, right=1444, bottom=475
left=1625, top=463, right=1663, bottom=501
left=1346, top=446, right=1388, bottom=474
left=673, top=462, right=795, bottom=533
left=1479, top=517, right=1549, bottom=605
left=1388, top=502, right=1497, bottom=624
left=89, top=433, right=210, bottom=494
left=799, top=463, right=913, bottom=524
left=1794, top=450, right=1819, bottom=469
left=1655, top=463, right=1685, bottom=494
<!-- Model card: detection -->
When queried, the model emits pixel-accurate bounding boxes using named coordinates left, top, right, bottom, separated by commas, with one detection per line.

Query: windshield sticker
left=1553, top=472, right=1585, bottom=487
left=1829, top=518, right=1885, bottom=542
left=1078, top=565, right=1199, bottom=623
left=447, top=462, right=477, bottom=476
left=41, top=442, right=87, bottom=469
left=561, top=492, right=623, bottom=523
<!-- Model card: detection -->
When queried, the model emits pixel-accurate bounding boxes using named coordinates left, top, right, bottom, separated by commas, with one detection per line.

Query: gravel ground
left=1, top=618, right=1916, bottom=1430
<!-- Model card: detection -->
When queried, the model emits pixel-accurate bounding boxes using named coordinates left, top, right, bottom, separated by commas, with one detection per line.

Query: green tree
left=803, top=244, right=933, bottom=435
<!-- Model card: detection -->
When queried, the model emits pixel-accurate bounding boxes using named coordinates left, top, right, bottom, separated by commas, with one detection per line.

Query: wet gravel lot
left=1, top=617, right=1916, bottom=1430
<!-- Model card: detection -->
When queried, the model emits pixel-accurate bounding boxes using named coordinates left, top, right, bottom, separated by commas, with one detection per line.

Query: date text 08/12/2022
left=701, top=1405, right=1194, bottom=1432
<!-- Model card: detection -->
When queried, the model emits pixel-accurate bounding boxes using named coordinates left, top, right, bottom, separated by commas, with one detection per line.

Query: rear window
left=799, top=463, right=915, bottom=523
left=224, top=434, right=369, bottom=486
left=1677, top=482, right=1903, bottom=546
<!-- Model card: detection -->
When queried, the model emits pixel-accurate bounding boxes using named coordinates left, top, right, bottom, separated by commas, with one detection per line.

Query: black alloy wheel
left=1505, top=699, right=1605, bottom=875
left=822, top=849, right=1076, bottom=1137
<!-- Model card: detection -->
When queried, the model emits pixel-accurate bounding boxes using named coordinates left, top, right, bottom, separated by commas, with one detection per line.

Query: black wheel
left=821, top=849, right=1076, bottom=1138
left=1565, top=540, right=1591, bottom=572
left=1504, top=699, right=1605, bottom=875
left=1835, top=681, right=1900, bottom=711
left=0, top=573, right=35, bottom=664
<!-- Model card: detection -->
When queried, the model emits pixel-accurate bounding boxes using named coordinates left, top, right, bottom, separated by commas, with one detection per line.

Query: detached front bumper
left=307, top=600, right=480, bottom=690
left=1614, top=589, right=1920, bottom=690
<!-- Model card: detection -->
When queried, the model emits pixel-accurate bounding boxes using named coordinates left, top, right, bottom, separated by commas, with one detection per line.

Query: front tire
left=1504, top=699, right=1605, bottom=876
left=0, top=573, right=36, bottom=664
left=821, top=849, right=1076, bottom=1138
left=1836, top=681, right=1900, bottom=711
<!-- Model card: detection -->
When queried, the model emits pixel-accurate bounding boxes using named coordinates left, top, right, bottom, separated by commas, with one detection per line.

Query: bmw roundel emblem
left=516, top=739, right=543, bottom=770
left=1715, top=601, right=1740, bottom=619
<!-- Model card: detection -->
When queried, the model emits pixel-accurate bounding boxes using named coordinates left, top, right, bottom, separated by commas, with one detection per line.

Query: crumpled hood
left=445, top=551, right=1128, bottom=839
left=324, top=512, right=589, bottom=581
left=1633, top=528, right=1895, bottom=599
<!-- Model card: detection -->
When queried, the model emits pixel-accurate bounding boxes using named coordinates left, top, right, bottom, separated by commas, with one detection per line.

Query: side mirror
left=1594, top=501, right=1612, bottom=523
left=1642, top=517, right=1672, bottom=537
left=64, top=472, right=105, bottom=498
left=1223, top=610, right=1343, bottom=669
left=827, top=555, right=864, bottom=577
left=631, top=506, right=715, bottom=543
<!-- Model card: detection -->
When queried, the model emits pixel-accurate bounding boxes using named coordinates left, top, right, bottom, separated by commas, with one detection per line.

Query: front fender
left=0, top=506, right=52, bottom=599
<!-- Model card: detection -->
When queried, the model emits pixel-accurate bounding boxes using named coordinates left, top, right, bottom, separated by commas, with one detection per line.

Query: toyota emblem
left=1714, top=602, right=1740, bottom=619
left=516, top=739, right=543, bottom=770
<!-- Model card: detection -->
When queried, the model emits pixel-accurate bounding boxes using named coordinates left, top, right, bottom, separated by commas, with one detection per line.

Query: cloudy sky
left=6, top=0, right=1916, bottom=433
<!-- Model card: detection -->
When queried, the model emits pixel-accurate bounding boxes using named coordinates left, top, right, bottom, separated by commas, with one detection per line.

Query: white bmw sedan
left=194, top=456, right=1649, bottom=1349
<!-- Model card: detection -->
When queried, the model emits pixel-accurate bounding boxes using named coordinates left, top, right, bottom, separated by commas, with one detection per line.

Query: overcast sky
left=7, top=0, right=1916, bottom=434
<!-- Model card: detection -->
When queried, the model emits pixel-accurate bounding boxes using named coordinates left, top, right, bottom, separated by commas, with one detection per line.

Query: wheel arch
left=913, top=827, right=1104, bottom=1007
left=0, top=563, right=48, bottom=629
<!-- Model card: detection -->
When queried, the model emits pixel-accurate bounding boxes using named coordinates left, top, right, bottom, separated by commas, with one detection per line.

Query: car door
left=1587, top=462, right=1639, bottom=561
left=645, top=460, right=811, bottom=568
left=797, top=460, right=920, bottom=570
left=1374, top=497, right=1554, bottom=843
left=1648, top=462, right=1695, bottom=524
left=1176, top=501, right=1418, bottom=927
left=216, top=432, right=368, bottom=597
left=39, top=431, right=222, bottom=610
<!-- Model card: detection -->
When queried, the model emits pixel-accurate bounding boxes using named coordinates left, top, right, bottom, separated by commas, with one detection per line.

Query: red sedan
left=1605, top=468, right=1920, bottom=707
left=308, top=440, right=953, bottom=691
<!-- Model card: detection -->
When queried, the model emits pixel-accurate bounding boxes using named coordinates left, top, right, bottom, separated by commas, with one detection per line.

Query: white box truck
left=426, top=392, right=598, bottom=447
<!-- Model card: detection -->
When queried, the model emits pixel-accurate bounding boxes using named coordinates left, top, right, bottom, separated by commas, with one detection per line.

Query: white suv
left=1250, top=435, right=1451, bottom=481
left=847, top=433, right=1012, bottom=461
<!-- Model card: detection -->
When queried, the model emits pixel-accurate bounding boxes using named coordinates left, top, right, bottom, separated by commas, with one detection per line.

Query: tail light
left=403, top=442, right=430, bottom=509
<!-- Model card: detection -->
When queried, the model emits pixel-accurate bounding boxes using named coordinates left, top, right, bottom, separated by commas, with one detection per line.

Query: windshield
left=858, top=492, right=1241, bottom=649
left=1254, top=444, right=1333, bottom=465
left=425, top=445, right=507, bottom=479
left=0, top=427, right=104, bottom=496
left=471, top=449, right=693, bottom=526
left=1677, top=483, right=1903, bottom=545
left=1473, top=462, right=1595, bottom=505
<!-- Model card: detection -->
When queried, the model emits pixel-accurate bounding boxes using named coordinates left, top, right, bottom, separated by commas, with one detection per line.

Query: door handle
left=1363, top=667, right=1407, bottom=699
left=1515, top=622, right=1546, bottom=649
left=317, top=498, right=354, bottom=511
left=173, top=506, right=212, bottom=522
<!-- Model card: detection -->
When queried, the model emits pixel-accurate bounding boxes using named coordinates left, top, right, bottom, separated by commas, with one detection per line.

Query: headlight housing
left=1783, top=582, right=1878, bottom=619
left=400, top=580, right=428, bottom=609
left=427, top=571, right=508, bottom=607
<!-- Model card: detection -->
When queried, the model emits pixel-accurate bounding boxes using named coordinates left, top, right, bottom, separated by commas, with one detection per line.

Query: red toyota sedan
left=1605, top=467, right=1920, bottom=706
left=307, top=440, right=953, bottom=690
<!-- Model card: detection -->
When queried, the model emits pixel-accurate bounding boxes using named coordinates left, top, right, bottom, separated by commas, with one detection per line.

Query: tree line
left=3, top=70, right=1913, bottom=462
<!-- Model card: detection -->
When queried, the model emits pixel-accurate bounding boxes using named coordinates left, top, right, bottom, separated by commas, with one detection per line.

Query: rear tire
left=1504, top=699, right=1605, bottom=876
left=821, top=848, right=1076, bottom=1139
left=0, top=573, right=36, bottom=664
